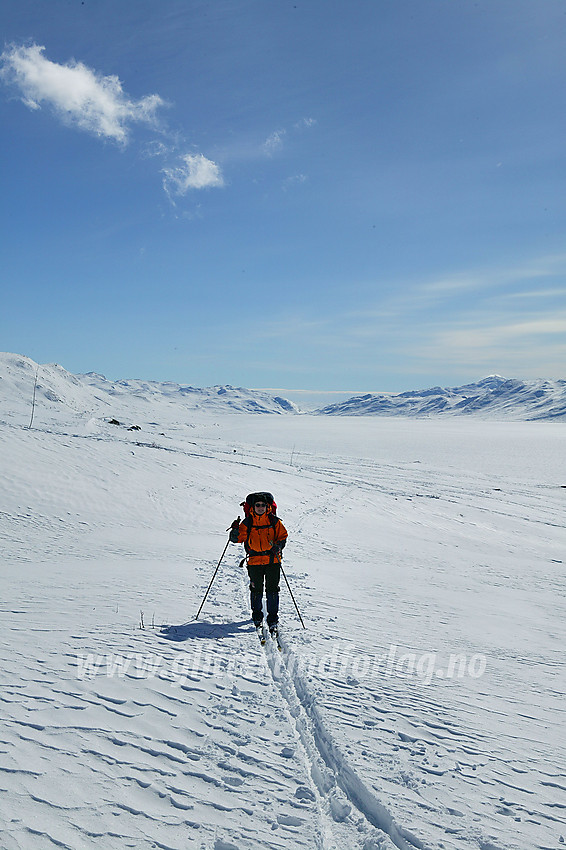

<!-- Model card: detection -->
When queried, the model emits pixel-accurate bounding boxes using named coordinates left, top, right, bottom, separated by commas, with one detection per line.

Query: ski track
left=1, top=414, right=565, bottom=849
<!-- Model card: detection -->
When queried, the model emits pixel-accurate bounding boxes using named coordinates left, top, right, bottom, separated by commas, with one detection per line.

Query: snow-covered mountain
left=3, top=354, right=566, bottom=423
left=316, top=375, right=566, bottom=420
left=0, top=353, right=297, bottom=424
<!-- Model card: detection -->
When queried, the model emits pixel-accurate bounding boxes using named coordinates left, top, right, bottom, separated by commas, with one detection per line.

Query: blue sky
left=2, top=0, right=566, bottom=393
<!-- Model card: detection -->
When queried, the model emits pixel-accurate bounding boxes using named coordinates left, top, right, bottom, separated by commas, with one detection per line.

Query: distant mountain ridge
left=315, top=376, right=566, bottom=420
left=1, top=354, right=565, bottom=421
left=0, top=353, right=297, bottom=420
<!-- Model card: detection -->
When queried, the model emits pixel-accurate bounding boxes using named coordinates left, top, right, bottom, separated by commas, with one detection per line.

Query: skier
left=230, top=493, right=287, bottom=634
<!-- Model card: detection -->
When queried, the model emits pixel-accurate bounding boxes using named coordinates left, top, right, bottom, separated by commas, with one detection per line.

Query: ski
left=256, top=624, right=266, bottom=645
left=269, top=626, right=282, bottom=651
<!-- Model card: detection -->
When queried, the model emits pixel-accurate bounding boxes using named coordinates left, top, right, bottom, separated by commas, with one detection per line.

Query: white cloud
left=263, top=129, right=286, bottom=156
left=0, top=43, right=164, bottom=144
left=1, top=43, right=226, bottom=201
left=294, top=117, right=317, bottom=129
left=162, top=153, right=224, bottom=197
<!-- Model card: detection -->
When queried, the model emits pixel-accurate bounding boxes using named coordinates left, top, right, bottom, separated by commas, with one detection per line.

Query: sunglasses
left=254, top=502, right=266, bottom=508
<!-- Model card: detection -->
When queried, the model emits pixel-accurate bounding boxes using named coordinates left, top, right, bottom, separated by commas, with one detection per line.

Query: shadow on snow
left=159, top=619, right=252, bottom=642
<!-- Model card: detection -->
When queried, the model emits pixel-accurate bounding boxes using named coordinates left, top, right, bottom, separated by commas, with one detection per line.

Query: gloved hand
left=228, top=516, right=240, bottom=543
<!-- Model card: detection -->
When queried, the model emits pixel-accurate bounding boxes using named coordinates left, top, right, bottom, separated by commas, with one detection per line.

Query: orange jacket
left=237, top=511, right=287, bottom=566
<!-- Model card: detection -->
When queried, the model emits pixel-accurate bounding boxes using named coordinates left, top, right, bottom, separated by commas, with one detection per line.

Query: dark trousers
left=247, top=563, right=280, bottom=626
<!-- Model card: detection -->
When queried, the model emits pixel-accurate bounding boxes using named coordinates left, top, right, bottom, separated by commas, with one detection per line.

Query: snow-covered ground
left=1, top=358, right=565, bottom=849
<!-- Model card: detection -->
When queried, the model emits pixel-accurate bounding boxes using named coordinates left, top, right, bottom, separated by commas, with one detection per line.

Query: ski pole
left=280, top=564, right=306, bottom=629
left=195, top=538, right=230, bottom=620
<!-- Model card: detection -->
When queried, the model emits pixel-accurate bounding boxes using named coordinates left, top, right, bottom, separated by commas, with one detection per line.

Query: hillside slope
left=0, top=353, right=297, bottom=427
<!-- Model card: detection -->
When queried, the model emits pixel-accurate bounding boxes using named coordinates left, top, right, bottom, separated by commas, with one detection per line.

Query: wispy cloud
left=321, top=251, right=566, bottom=380
left=282, top=173, right=308, bottom=191
left=346, top=252, right=566, bottom=324
left=162, top=153, right=224, bottom=199
left=439, top=316, right=566, bottom=349
left=294, top=117, right=317, bottom=130
left=410, top=311, right=566, bottom=378
left=0, top=43, right=164, bottom=144
left=498, top=288, right=566, bottom=300
left=263, top=129, right=286, bottom=156
left=423, top=266, right=554, bottom=297
left=262, top=118, right=316, bottom=157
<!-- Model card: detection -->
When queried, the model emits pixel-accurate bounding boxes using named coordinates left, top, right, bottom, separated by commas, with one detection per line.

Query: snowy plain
left=1, top=355, right=565, bottom=850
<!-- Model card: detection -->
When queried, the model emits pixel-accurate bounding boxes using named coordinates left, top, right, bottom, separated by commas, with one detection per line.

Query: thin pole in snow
left=28, top=365, right=39, bottom=430
left=195, top=538, right=231, bottom=619
left=281, top=564, right=306, bottom=628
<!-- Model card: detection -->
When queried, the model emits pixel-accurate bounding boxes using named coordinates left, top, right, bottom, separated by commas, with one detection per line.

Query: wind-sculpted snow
left=316, top=375, right=566, bottom=420
left=1, top=370, right=565, bottom=848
